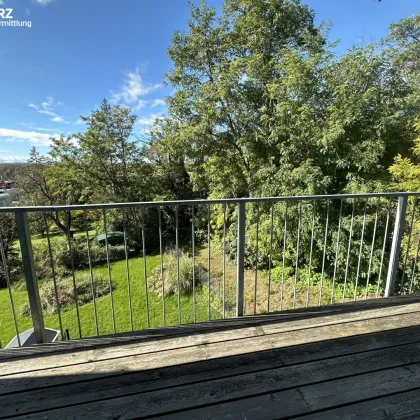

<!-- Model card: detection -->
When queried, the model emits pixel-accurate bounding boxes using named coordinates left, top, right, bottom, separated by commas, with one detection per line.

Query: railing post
left=236, top=201, right=245, bottom=317
left=385, top=195, right=408, bottom=297
left=15, top=211, right=46, bottom=344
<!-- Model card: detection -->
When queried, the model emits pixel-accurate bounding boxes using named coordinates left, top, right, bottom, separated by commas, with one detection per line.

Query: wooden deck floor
left=2, top=295, right=420, bottom=419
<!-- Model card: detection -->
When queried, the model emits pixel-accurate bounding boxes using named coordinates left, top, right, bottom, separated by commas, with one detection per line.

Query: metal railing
left=1, top=192, right=420, bottom=347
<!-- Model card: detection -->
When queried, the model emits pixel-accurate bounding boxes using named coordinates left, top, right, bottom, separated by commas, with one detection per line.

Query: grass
left=0, top=253, right=220, bottom=347
left=195, top=243, right=380, bottom=317
left=1, top=231, right=382, bottom=347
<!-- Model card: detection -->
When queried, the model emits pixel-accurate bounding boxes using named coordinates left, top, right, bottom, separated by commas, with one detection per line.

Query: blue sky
left=0, top=0, right=419, bottom=162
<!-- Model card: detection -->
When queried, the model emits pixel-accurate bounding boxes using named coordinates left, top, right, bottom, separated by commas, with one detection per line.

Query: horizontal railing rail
left=1, top=192, right=420, bottom=213
left=1, top=192, right=420, bottom=348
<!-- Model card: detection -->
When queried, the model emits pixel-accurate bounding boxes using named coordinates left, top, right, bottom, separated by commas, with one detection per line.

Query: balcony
left=1, top=192, right=420, bottom=418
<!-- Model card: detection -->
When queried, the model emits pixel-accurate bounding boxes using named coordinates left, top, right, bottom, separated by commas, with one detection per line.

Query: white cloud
left=0, top=156, right=28, bottom=163
left=19, top=123, right=56, bottom=132
left=111, top=68, right=160, bottom=108
left=0, top=128, right=58, bottom=147
left=28, top=97, right=68, bottom=123
left=137, top=113, right=164, bottom=133
left=34, top=0, right=54, bottom=5
left=151, top=99, right=166, bottom=107
left=135, top=99, right=148, bottom=110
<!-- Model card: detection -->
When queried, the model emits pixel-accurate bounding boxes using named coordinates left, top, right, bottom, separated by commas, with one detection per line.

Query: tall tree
left=50, top=99, right=154, bottom=204
left=18, top=147, right=81, bottom=237
left=165, top=0, right=326, bottom=198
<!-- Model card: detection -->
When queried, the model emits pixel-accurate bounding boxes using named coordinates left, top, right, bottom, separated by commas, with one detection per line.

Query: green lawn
left=0, top=254, right=220, bottom=347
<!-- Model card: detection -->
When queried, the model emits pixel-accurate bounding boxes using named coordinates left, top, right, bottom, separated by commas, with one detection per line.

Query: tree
left=165, top=0, right=326, bottom=198
left=50, top=99, right=154, bottom=204
left=18, top=147, right=82, bottom=237
left=146, top=117, right=195, bottom=201
left=0, top=213, right=20, bottom=288
left=389, top=120, right=420, bottom=192
left=50, top=100, right=160, bottom=248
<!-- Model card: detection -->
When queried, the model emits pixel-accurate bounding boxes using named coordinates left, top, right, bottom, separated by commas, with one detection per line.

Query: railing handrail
left=1, top=192, right=420, bottom=213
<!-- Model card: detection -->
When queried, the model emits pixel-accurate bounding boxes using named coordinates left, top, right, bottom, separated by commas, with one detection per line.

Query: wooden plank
left=2, top=310, right=420, bottom=395
left=0, top=325, right=262, bottom=376
left=3, top=328, right=420, bottom=417
left=299, top=387, right=420, bottom=419
left=2, top=301, right=420, bottom=377
left=1, top=294, right=418, bottom=361
left=154, top=365, right=420, bottom=420
left=3, top=337, right=420, bottom=418
left=9, top=348, right=420, bottom=419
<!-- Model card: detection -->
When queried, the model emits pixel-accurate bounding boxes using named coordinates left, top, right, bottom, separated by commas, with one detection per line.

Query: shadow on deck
left=1, top=295, right=420, bottom=419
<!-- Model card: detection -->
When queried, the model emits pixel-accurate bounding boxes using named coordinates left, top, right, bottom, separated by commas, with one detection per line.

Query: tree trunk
left=52, top=211, right=74, bottom=238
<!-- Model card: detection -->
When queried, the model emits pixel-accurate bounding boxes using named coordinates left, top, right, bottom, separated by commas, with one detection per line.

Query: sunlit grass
left=0, top=253, right=220, bottom=347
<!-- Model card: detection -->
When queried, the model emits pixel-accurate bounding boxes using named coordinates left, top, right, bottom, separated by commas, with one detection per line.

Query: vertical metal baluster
left=354, top=199, right=368, bottom=301
left=306, top=202, right=316, bottom=308
left=342, top=200, right=355, bottom=302
left=319, top=200, right=330, bottom=306
left=293, top=201, right=302, bottom=310
left=0, top=231, right=21, bottom=347
left=267, top=203, right=274, bottom=313
left=208, top=204, right=211, bottom=320
left=84, top=210, right=99, bottom=336
left=175, top=206, right=181, bottom=324
left=400, top=197, right=418, bottom=294
left=331, top=200, right=343, bottom=304
left=158, top=207, right=165, bottom=326
left=66, top=210, right=82, bottom=338
left=43, top=212, right=64, bottom=340
left=236, top=202, right=246, bottom=317
left=365, top=199, right=380, bottom=299
left=254, top=204, right=260, bottom=315
left=140, top=208, right=150, bottom=328
left=191, top=205, right=196, bottom=323
left=103, top=208, right=116, bottom=334
left=409, top=230, right=420, bottom=294
left=122, top=208, right=133, bottom=331
left=222, top=204, right=227, bottom=319
left=377, top=198, right=392, bottom=298
left=280, top=202, right=288, bottom=311
left=385, top=195, right=408, bottom=297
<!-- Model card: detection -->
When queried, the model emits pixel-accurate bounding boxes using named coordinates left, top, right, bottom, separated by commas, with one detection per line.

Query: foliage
left=17, top=147, right=87, bottom=237
left=149, top=251, right=207, bottom=296
left=49, top=99, right=153, bottom=204
left=32, top=237, right=127, bottom=280
left=389, top=120, right=420, bottom=192
left=20, top=273, right=112, bottom=316
left=0, top=213, right=20, bottom=288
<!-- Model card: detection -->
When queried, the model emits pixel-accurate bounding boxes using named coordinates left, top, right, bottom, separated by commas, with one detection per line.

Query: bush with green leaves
left=149, top=251, right=207, bottom=297
left=32, top=238, right=127, bottom=280
left=20, top=273, right=112, bottom=316
left=0, top=213, right=21, bottom=288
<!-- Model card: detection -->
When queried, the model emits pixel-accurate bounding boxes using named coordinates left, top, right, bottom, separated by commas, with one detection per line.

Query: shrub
left=31, top=238, right=127, bottom=280
left=20, top=273, right=112, bottom=316
left=0, top=213, right=21, bottom=288
left=149, top=251, right=207, bottom=297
